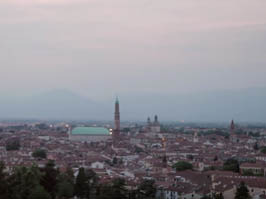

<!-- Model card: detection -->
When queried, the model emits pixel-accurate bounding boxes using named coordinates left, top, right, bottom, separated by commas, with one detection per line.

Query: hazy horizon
left=0, top=87, right=265, bottom=122
left=1, top=0, right=266, bottom=121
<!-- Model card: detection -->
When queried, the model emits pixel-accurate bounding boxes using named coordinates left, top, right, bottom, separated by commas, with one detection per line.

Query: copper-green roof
left=71, top=127, right=110, bottom=135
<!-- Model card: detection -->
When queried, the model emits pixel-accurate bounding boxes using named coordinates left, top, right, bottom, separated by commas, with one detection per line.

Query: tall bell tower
left=114, top=97, right=120, bottom=136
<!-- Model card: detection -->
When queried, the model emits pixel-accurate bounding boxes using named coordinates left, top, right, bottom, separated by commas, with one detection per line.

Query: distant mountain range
left=0, top=88, right=266, bottom=122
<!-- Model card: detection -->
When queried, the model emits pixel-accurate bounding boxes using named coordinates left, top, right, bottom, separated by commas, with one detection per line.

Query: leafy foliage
left=0, top=162, right=9, bottom=199
left=0, top=161, right=160, bottom=199
left=32, top=149, right=47, bottom=159
left=137, top=179, right=156, bottom=199
left=201, top=193, right=224, bottom=199
left=234, top=181, right=251, bottom=199
left=40, top=160, right=59, bottom=199
left=261, top=146, right=266, bottom=154
left=75, top=168, right=98, bottom=199
left=172, top=161, right=193, bottom=171
left=6, top=139, right=20, bottom=151
left=28, top=186, right=51, bottom=199
left=253, top=142, right=259, bottom=151
left=57, top=181, right=74, bottom=199
left=223, top=158, right=239, bottom=173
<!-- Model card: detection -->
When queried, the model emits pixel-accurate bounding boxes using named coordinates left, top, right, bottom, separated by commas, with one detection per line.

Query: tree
left=137, top=179, right=156, bottom=199
left=112, top=178, right=127, bottom=199
left=74, top=167, right=87, bottom=198
left=57, top=181, right=73, bottom=199
left=28, top=186, right=51, bottom=199
left=261, top=146, right=266, bottom=154
left=112, top=157, right=118, bottom=165
left=172, top=161, right=193, bottom=171
left=74, top=168, right=99, bottom=199
left=234, top=181, right=251, bottom=199
left=135, top=146, right=144, bottom=154
left=97, top=178, right=127, bottom=199
left=223, top=159, right=239, bottom=173
left=96, top=184, right=112, bottom=199
left=213, top=193, right=224, bottom=199
left=6, top=139, right=20, bottom=151
left=187, top=154, right=194, bottom=160
left=8, top=164, right=42, bottom=199
left=0, top=162, right=9, bottom=199
left=57, top=167, right=75, bottom=199
left=85, top=169, right=99, bottom=199
left=242, top=169, right=254, bottom=176
left=32, top=149, right=47, bottom=159
left=213, top=155, right=218, bottom=161
left=201, top=193, right=224, bottom=199
left=201, top=196, right=211, bottom=199
left=40, top=160, right=59, bottom=199
left=253, top=142, right=259, bottom=151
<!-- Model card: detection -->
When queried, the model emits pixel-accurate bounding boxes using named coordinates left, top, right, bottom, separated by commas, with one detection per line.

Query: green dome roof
left=71, top=127, right=110, bottom=135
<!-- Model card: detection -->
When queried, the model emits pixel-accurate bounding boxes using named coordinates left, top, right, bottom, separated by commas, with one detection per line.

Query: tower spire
left=230, top=119, right=235, bottom=133
left=114, top=97, right=120, bottom=137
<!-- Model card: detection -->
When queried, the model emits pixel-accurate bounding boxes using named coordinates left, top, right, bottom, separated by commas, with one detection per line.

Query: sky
left=0, top=0, right=266, bottom=101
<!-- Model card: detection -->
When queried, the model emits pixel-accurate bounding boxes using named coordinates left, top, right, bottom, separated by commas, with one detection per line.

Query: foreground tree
left=8, top=164, right=42, bottom=199
left=201, top=196, right=211, bottom=199
left=28, top=186, right=51, bottom=199
left=0, top=162, right=9, bottom=199
left=112, top=178, right=128, bottom=199
left=75, top=168, right=98, bottom=199
left=57, top=180, right=74, bottom=199
left=96, top=178, right=127, bottom=199
left=137, top=179, right=156, bottom=199
left=234, top=181, right=251, bottom=199
left=75, top=167, right=87, bottom=198
left=213, top=193, right=224, bottom=199
left=57, top=167, right=75, bottom=199
left=40, top=160, right=59, bottom=199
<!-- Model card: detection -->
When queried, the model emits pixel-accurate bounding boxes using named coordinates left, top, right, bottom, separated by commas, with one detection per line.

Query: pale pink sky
left=0, top=0, right=266, bottom=99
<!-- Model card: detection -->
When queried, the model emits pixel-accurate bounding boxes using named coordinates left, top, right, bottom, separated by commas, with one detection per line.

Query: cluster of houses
left=1, top=121, right=266, bottom=199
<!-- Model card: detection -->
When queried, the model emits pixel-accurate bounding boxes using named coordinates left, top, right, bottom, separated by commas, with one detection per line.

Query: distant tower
left=193, top=131, right=199, bottom=143
left=154, top=115, right=158, bottom=124
left=230, top=120, right=235, bottom=133
left=147, top=117, right=151, bottom=126
left=114, top=97, right=120, bottom=135
left=230, top=119, right=238, bottom=143
left=151, top=115, right=161, bottom=133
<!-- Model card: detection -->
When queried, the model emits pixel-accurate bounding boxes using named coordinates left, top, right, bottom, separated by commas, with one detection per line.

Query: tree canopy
left=172, top=161, right=193, bottom=171
left=0, top=161, right=160, bottom=199
left=234, top=181, right=251, bottom=199
left=32, top=149, right=47, bottom=159
left=223, top=158, right=239, bottom=173
left=261, top=146, right=266, bottom=154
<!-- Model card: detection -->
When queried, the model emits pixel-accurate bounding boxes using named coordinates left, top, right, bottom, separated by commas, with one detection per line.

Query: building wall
left=151, top=126, right=161, bottom=133
left=69, top=135, right=111, bottom=142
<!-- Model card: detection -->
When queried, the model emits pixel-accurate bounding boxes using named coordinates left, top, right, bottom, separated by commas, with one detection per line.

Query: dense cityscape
left=1, top=1, right=266, bottom=199
left=1, top=99, right=266, bottom=199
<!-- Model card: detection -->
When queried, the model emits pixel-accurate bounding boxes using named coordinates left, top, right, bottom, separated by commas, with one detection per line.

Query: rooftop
left=71, top=127, right=110, bottom=135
